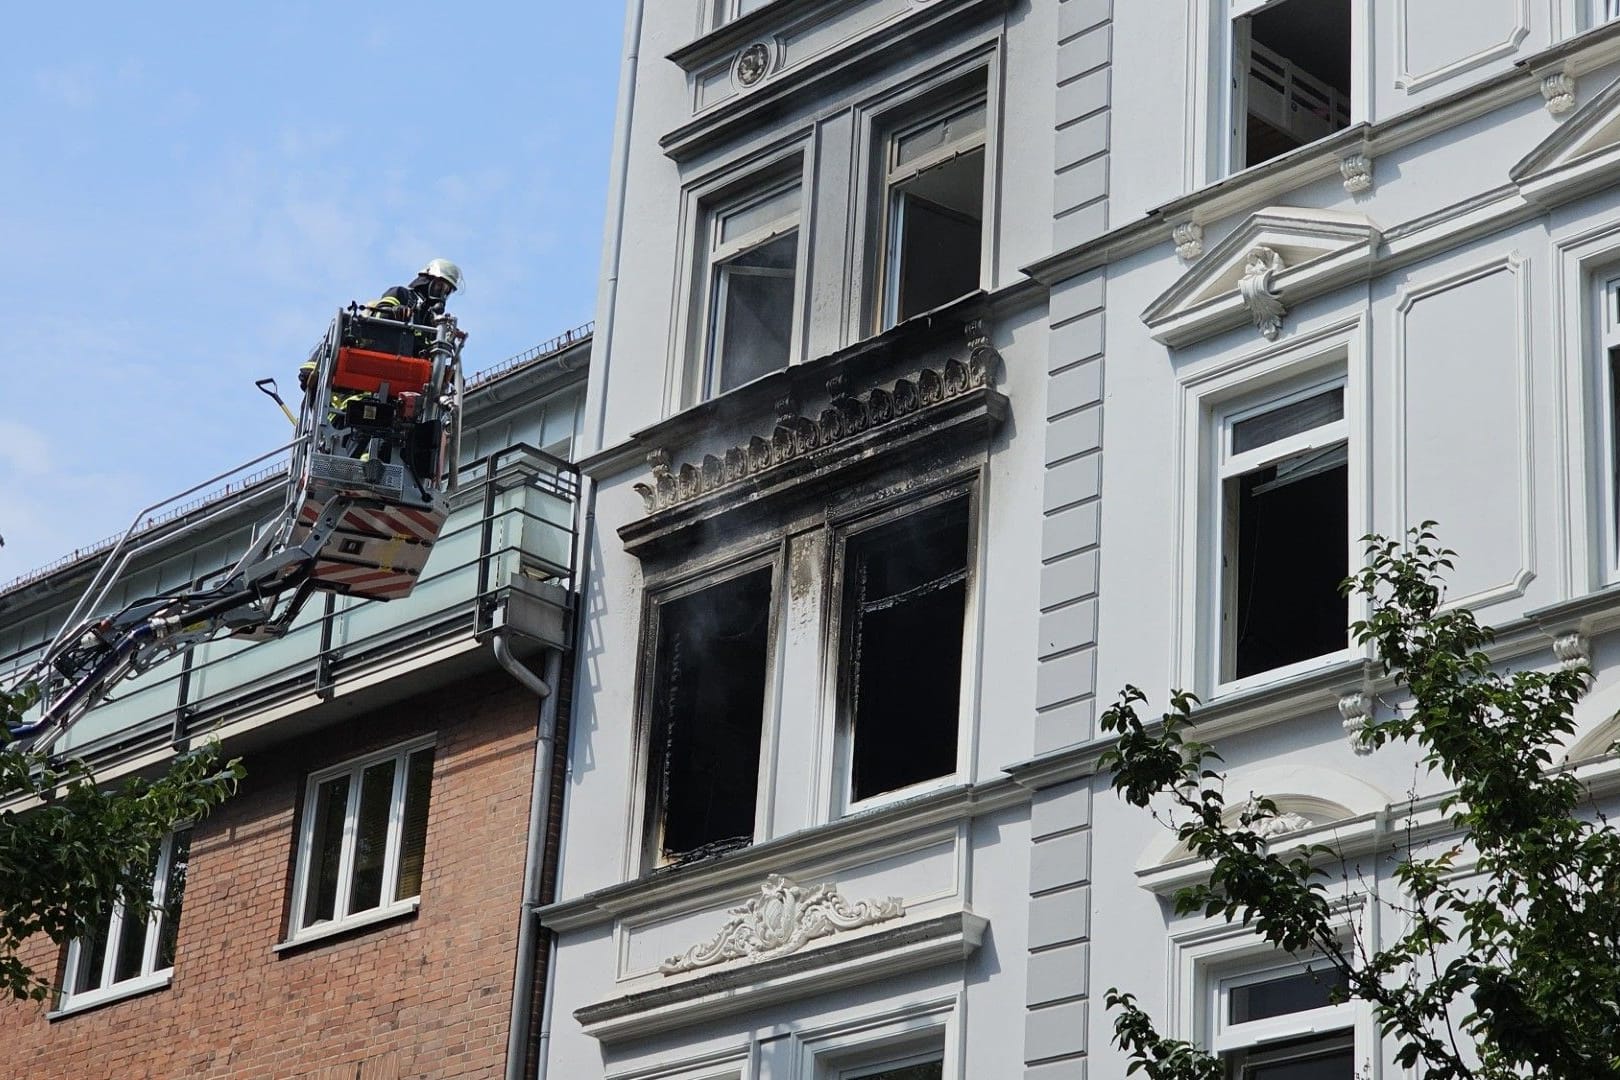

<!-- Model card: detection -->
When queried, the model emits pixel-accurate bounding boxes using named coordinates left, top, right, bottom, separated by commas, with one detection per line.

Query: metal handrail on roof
left=0, top=324, right=593, bottom=599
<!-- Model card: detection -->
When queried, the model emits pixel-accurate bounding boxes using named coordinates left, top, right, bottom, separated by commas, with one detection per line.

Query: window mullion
left=100, top=903, right=125, bottom=990
left=380, top=751, right=409, bottom=904
left=140, top=836, right=172, bottom=976
left=334, top=766, right=363, bottom=922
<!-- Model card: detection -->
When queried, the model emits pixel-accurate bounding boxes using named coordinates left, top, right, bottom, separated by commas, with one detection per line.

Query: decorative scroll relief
left=634, top=329, right=1000, bottom=515
left=1173, top=221, right=1204, bottom=261
left=1338, top=690, right=1374, bottom=756
left=659, top=875, right=905, bottom=975
left=1554, top=631, right=1594, bottom=695
left=1239, top=798, right=1316, bottom=839
left=1541, top=71, right=1576, bottom=116
left=1238, top=246, right=1288, bottom=341
left=1339, top=153, right=1373, bottom=195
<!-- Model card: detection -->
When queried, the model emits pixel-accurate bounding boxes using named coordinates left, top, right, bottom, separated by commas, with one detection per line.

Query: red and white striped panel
left=293, top=500, right=445, bottom=545
left=310, top=560, right=419, bottom=601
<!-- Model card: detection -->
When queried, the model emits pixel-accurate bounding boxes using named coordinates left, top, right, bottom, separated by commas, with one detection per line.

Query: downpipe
left=496, top=630, right=561, bottom=1080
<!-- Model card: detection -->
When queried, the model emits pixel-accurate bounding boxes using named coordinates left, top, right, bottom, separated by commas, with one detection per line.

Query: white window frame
left=825, top=482, right=982, bottom=820
left=700, top=179, right=805, bottom=401
left=877, top=93, right=989, bottom=332
left=1211, top=375, right=1352, bottom=692
left=840, top=1050, right=945, bottom=1079
left=1597, top=273, right=1620, bottom=583
left=1191, top=0, right=1368, bottom=187
left=1172, top=320, right=1368, bottom=697
left=793, top=997, right=958, bottom=1080
left=1209, top=956, right=1357, bottom=1069
left=710, top=0, right=774, bottom=28
left=286, top=735, right=435, bottom=944
left=56, top=830, right=189, bottom=1015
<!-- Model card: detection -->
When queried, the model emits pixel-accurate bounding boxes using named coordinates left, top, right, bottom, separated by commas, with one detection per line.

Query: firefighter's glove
left=298, top=367, right=314, bottom=392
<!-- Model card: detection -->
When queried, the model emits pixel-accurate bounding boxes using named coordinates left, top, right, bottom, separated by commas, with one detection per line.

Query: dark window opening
left=892, top=147, right=984, bottom=322
left=1228, top=447, right=1348, bottom=679
left=1223, top=1030, right=1354, bottom=1080
left=1238, top=0, right=1351, bottom=169
left=1230, top=968, right=1349, bottom=1024
left=844, top=498, right=970, bottom=802
left=855, top=1061, right=945, bottom=1080
left=651, top=568, right=773, bottom=864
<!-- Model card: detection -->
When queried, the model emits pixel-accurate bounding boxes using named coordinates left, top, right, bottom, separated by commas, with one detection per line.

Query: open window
left=1212, top=960, right=1354, bottom=1078
left=880, top=93, right=987, bottom=329
left=647, top=566, right=774, bottom=866
left=838, top=496, right=972, bottom=805
left=1217, top=381, right=1348, bottom=683
left=1230, top=0, right=1351, bottom=170
left=59, top=830, right=191, bottom=1013
left=700, top=181, right=802, bottom=401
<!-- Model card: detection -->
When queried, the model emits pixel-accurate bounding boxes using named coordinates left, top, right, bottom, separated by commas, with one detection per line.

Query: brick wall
left=2, top=671, right=541, bottom=1080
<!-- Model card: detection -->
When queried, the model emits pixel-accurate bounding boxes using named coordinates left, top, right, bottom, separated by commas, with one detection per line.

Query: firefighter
left=299, top=259, right=463, bottom=394
left=369, top=258, right=464, bottom=325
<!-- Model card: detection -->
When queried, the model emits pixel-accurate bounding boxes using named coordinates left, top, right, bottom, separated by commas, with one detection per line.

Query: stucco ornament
left=1541, top=71, right=1576, bottom=115
left=1553, top=631, right=1594, bottom=694
left=734, top=42, right=772, bottom=87
left=1237, top=246, right=1287, bottom=341
left=658, top=875, right=904, bottom=975
left=1172, top=221, right=1204, bottom=261
left=1339, top=152, right=1373, bottom=195
left=1239, top=798, right=1314, bottom=839
left=1338, top=690, right=1374, bottom=755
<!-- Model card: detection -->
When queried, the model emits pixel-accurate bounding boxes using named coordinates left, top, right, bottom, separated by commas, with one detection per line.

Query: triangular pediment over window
left=1143, top=207, right=1381, bottom=348
left=1513, top=72, right=1620, bottom=207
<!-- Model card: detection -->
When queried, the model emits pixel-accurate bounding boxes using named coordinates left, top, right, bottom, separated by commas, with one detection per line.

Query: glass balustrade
left=8, top=444, right=578, bottom=759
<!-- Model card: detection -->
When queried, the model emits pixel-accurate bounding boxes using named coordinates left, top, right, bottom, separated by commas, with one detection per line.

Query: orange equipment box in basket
left=333, top=347, right=434, bottom=397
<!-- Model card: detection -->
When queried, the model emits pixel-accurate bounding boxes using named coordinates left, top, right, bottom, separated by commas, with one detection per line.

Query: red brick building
left=0, top=332, right=589, bottom=1079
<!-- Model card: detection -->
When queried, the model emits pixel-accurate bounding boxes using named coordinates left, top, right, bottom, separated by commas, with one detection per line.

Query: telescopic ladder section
left=6, top=307, right=467, bottom=740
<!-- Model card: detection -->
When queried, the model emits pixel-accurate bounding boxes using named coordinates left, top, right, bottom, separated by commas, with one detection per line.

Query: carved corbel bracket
left=1172, top=221, right=1204, bottom=261
left=1237, top=246, right=1287, bottom=341
left=1340, top=152, right=1373, bottom=195
left=1553, top=630, right=1594, bottom=694
left=1540, top=69, right=1576, bottom=116
left=1338, top=689, right=1373, bottom=755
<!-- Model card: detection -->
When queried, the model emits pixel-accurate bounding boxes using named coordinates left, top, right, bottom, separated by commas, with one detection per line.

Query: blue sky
left=0, top=2, right=624, bottom=584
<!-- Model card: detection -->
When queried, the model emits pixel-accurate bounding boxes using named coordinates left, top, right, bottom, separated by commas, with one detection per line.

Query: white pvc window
left=702, top=182, right=802, bottom=399
left=1215, top=379, right=1350, bottom=685
left=841, top=1053, right=944, bottom=1080
left=712, top=0, right=773, bottom=27
left=1212, top=960, right=1355, bottom=1078
left=59, top=830, right=191, bottom=1012
left=1601, top=276, right=1620, bottom=581
left=880, top=96, right=987, bottom=329
left=289, top=738, right=435, bottom=939
left=1598, top=0, right=1620, bottom=26
left=1226, top=0, right=1352, bottom=173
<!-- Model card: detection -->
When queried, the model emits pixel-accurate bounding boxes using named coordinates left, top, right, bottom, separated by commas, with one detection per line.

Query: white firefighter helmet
left=418, top=258, right=464, bottom=294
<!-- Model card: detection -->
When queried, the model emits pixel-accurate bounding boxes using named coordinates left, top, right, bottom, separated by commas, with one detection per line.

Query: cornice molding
left=619, top=328, right=1006, bottom=556
left=660, top=0, right=1011, bottom=163
left=1513, top=71, right=1620, bottom=208
left=538, top=776, right=1027, bottom=933
left=575, top=909, right=986, bottom=1044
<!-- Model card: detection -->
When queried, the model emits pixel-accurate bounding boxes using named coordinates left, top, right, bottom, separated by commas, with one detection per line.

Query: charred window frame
left=833, top=489, right=976, bottom=810
left=1215, top=379, right=1350, bottom=686
left=57, top=829, right=191, bottom=1014
left=642, top=560, right=778, bottom=869
left=697, top=178, right=805, bottom=403
left=876, top=86, right=988, bottom=331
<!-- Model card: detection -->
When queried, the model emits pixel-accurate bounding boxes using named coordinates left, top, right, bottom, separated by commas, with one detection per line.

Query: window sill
left=274, top=898, right=420, bottom=954
left=48, top=970, right=172, bottom=1020
left=1213, top=649, right=1357, bottom=700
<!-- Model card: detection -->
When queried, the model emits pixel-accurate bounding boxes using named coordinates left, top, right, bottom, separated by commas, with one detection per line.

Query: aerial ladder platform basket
left=6, top=306, right=467, bottom=739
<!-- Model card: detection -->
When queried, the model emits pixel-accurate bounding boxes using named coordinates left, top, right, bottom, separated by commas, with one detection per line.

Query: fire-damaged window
left=647, top=566, right=774, bottom=865
left=839, top=495, right=972, bottom=804
left=1218, top=381, right=1348, bottom=683
left=880, top=92, right=987, bottom=329
left=1230, top=0, right=1351, bottom=171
